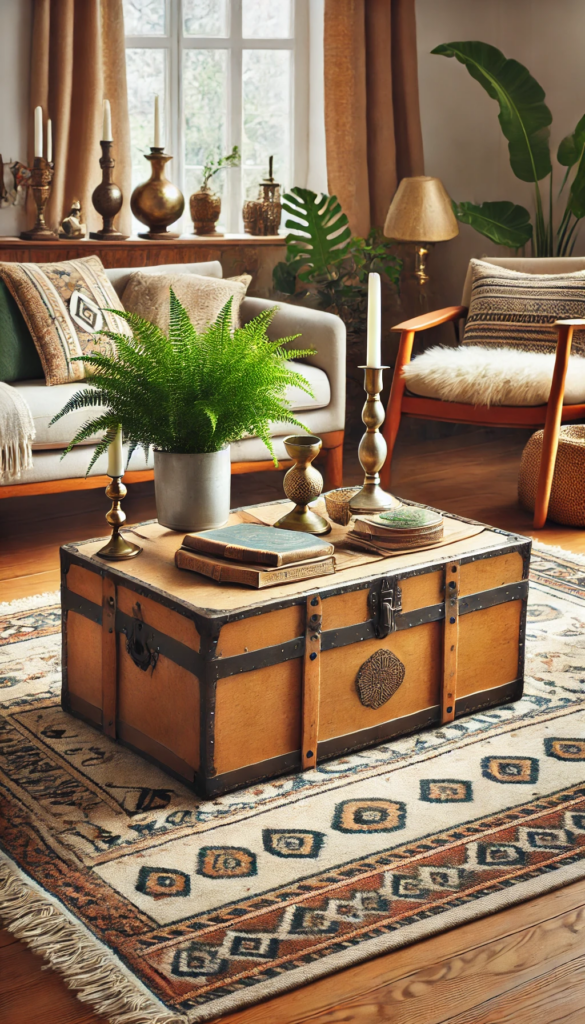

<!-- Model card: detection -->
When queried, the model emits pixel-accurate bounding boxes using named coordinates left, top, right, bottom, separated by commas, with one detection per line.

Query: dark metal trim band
left=459, top=579, right=529, bottom=614
left=116, top=609, right=203, bottom=677
left=62, top=588, right=103, bottom=625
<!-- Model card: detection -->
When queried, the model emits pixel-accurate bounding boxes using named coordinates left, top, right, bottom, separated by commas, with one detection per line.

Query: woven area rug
left=2, top=544, right=585, bottom=1023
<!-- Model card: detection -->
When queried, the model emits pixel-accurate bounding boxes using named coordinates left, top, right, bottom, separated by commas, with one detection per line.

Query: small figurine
left=59, top=198, right=86, bottom=238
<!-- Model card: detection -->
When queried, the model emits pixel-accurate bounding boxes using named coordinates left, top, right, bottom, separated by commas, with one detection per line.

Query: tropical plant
left=50, top=291, right=315, bottom=472
left=272, top=187, right=402, bottom=332
left=434, top=41, right=585, bottom=256
left=200, top=145, right=241, bottom=189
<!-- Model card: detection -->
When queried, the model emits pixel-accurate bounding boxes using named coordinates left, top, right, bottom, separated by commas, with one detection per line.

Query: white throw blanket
left=0, top=382, right=35, bottom=481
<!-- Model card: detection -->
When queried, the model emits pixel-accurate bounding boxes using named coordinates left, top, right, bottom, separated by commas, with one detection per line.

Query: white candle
left=34, top=106, right=43, bottom=159
left=102, top=99, right=113, bottom=142
left=107, top=425, right=124, bottom=478
left=366, top=272, right=382, bottom=367
left=154, top=94, right=161, bottom=148
left=46, top=118, right=52, bottom=163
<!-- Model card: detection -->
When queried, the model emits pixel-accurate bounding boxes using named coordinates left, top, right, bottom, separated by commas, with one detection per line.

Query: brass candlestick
left=131, top=147, right=185, bottom=240
left=349, top=366, right=397, bottom=514
left=20, top=157, right=58, bottom=240
left=90, top=140, right=128, bottom=240
left=97, top=476, right=142, bottom=560
left=275, top=435, right=331, bottom=535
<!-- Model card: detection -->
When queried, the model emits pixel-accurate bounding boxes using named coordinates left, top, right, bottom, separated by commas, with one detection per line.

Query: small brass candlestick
left=20, top=157, right=58, bottom=240
left=90, top=140, right=128, bottom=240
left=275, top=435, right=331, bottom=535
left=349, top=366, right=397, bottom=514
left=97, top=476, right=142, bottom=560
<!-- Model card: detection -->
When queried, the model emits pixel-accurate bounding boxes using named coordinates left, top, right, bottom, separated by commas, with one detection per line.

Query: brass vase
left=130, top=147, right=184, bottom=240
left=190, top=185, right=222, bottom=236
left=275, top=435, right=331, bottom=535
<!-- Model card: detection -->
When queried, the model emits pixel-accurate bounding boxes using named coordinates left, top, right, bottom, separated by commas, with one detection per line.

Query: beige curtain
left=29, top=0, right=131, bottom=236
left=324, top=0, right=424, bottom=237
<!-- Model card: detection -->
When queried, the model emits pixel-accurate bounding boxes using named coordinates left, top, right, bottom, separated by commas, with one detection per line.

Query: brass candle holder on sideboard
left=90, top=139, right=128, bottom=240
left=20, top=157, right=59, bottom=241
left=131, top=147, right=185, bottom=240
left=349, top=366, right=397, bottom=514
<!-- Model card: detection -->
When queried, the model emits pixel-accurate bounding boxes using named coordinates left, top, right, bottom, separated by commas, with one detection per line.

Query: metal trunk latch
left=126, top=603, right=159, bottom=673
left=370, top=578, right=402, bottom=638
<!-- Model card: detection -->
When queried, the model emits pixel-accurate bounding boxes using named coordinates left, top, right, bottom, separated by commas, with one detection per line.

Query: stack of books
left=348, top=507, right=444, bottom=552
left=175, top=523, right=336, bottom=588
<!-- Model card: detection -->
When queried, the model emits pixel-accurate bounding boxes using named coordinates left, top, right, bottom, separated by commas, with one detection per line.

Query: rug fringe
left=0, top=590, right=60, bottom=615
left=531, top=539, right=585, bottom=565
left=0, top=859, right=187, bottom=1024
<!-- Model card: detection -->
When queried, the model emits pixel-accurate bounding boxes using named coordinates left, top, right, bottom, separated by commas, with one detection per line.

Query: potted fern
left=51, top=290, right=315, bottom=531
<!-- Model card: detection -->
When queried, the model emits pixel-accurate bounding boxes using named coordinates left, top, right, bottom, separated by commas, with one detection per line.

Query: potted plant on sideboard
left=190, top=145, right=241, bottom=236
left=51, top=290, right=315, bottom=531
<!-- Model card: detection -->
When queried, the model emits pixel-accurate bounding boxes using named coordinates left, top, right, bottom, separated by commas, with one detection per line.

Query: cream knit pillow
left=121, top=271, right=252, bottom=333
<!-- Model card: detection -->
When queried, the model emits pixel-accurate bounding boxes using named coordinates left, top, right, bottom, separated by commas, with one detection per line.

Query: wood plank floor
left=2, top=426, right=585, bottom=1024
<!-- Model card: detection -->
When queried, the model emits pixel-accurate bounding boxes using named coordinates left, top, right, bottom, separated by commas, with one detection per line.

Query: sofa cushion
left=106, top=260, right=223, bottom=298
left=14, top=361, right=331, bottom=450
left=121, top=270, right=251, bottom=332
left=0, top=255, right=131, bottom=386
left=401, top=345, right=585, bottom=407
left=462, top=258, right=585, bottom=354
left=0, top=280, right=44, bottom=383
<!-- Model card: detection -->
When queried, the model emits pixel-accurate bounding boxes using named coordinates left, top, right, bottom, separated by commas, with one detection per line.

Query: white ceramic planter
left=154, top=447, right=231, bottom=532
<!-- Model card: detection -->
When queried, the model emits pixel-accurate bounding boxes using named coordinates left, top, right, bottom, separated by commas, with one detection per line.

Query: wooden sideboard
left=0, top=235, right=286, bottom=298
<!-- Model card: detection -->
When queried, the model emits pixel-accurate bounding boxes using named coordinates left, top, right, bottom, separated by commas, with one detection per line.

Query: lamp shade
left=384, top=176, right=459, bottom=243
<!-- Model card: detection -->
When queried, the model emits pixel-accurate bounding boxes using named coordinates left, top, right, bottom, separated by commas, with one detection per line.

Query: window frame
left=124, top=0, right=309, bottom=233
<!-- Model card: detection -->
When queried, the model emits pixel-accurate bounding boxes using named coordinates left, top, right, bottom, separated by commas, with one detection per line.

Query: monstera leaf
left=282, top=187, right=352, bottom=279
left=558, top=114, right=585, bottom=219
left=454, top=200, right=533, bottom=248
left=433, top=42, right=552, bottom=184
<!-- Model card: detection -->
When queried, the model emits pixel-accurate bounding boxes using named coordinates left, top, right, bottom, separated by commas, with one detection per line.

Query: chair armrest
left=391, top=306, right=468, bottom=333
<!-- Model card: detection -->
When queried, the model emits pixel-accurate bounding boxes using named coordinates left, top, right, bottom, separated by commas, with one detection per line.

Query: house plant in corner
left=50, top=289, right=315, bottom=531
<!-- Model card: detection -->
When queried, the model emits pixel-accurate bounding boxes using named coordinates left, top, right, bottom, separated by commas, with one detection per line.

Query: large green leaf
left=433, top=41, right=552, bottom=183
left=282, top=187, right=351, bottom=279
left=454, top=200, right=533, bottom=247
left=558, top=114, right=585, bottom=219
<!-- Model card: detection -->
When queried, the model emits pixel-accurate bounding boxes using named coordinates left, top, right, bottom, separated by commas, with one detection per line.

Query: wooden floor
left=2, top=427, right=585, bottom=1024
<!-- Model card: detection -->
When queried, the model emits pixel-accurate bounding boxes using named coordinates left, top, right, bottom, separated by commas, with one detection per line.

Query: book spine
left=183, top=536, right=282, bottom=566
left=176, top=549, right=336, bottom=587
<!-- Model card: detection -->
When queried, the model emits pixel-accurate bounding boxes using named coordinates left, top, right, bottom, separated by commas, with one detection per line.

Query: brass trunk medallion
left=356, top=648, right=405, bottom=709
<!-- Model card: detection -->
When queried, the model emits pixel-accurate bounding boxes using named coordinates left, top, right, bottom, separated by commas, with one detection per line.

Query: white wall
left=0, top=0, right=32, bottom=236
left=416, top=0, right=585, bottom=305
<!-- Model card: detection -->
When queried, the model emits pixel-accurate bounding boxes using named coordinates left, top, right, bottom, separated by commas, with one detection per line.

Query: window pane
left=242, top=49, right=291, bottom=202
left=123, top=0, right=166, bottom=35
left=183, top=0, right=228, bottom=37
left=242, top=0, right=291, bottom=38
left=183, top=49, right=228, bottom=205
left=126, top=48, right=167, bottom=198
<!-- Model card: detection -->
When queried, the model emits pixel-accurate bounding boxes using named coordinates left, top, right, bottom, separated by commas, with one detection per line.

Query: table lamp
left=383, top=176, right=458, bottom=284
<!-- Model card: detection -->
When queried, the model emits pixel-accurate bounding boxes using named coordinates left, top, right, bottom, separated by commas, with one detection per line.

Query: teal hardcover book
left=182, top=523, right=335, bottom=567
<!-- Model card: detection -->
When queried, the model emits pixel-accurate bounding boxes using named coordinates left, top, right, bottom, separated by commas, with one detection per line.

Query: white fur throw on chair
left=401, top=345, right=585, bottom=407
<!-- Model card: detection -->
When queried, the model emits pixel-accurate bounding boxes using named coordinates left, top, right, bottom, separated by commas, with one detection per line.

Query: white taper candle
left=34, top=106, right=43, bottom=159
left=46, top=118, right=52, bottom=163
left=107, top=425, right=124, bottom=478
left=154, top=94, right=161, bottom=148
left=102, top=99, right=113, bottom=142
left=366, top=272, right=382, bottom=367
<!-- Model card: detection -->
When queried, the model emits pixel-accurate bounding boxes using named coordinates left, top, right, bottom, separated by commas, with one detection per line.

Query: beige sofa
left=2, top=261, right=346, bottom=496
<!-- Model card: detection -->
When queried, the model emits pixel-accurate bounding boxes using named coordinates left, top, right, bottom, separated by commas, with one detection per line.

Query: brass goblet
left=275, top=435, right=331, bottom=535
left=349, top=366, right=398, bottom=514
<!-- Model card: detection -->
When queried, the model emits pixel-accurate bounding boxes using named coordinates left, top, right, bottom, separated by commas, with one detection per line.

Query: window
left=124, top=0, right=309, bottom=234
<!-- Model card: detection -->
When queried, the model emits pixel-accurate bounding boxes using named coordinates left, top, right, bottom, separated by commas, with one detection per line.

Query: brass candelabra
left=20, top=157, right=58, bottom=240
left=348, top=366, right=397, bottom=514
left=97, top=476, right=142, bottom=561
left=90, top=140, right=128, bottom=240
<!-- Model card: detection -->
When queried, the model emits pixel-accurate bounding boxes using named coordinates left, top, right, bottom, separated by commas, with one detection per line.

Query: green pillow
left=0, top=279, right=44, bottom=382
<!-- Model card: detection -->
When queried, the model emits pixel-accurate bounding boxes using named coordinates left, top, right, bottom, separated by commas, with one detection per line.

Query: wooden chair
left=381, top=257, right=585, bottom=528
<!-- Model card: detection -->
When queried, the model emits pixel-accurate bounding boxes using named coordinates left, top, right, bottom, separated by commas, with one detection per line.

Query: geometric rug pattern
left=2, top=545, right=585, bottom=1022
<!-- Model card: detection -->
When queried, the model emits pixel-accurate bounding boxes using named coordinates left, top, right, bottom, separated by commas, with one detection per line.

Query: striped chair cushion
left=462, top=259, right=585, bottom=355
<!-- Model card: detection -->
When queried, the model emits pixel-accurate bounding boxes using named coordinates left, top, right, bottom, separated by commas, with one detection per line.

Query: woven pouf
left=519, top=424, right=585, bottom=526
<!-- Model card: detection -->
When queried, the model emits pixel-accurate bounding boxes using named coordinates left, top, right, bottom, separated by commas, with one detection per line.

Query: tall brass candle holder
left=20, top=157, right=59, bottom=240
left=349, top=366, right=397, bottom=514
left=90, top=140, right=128, bottom=240
left=131, top=147, right=184, bottom=240
left=97, top=476, right=142, bottom=561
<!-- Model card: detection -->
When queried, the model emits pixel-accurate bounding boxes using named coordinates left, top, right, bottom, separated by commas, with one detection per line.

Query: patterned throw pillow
left=0, top=255, right=131, bottom=386
left=121, top=271, right=252, bottom=334
left=462, top=259, right=585, bottom=355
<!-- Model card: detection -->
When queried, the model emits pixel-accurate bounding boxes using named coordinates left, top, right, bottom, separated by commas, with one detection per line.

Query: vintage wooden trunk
left=61, top=503, right=531, bottom=798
